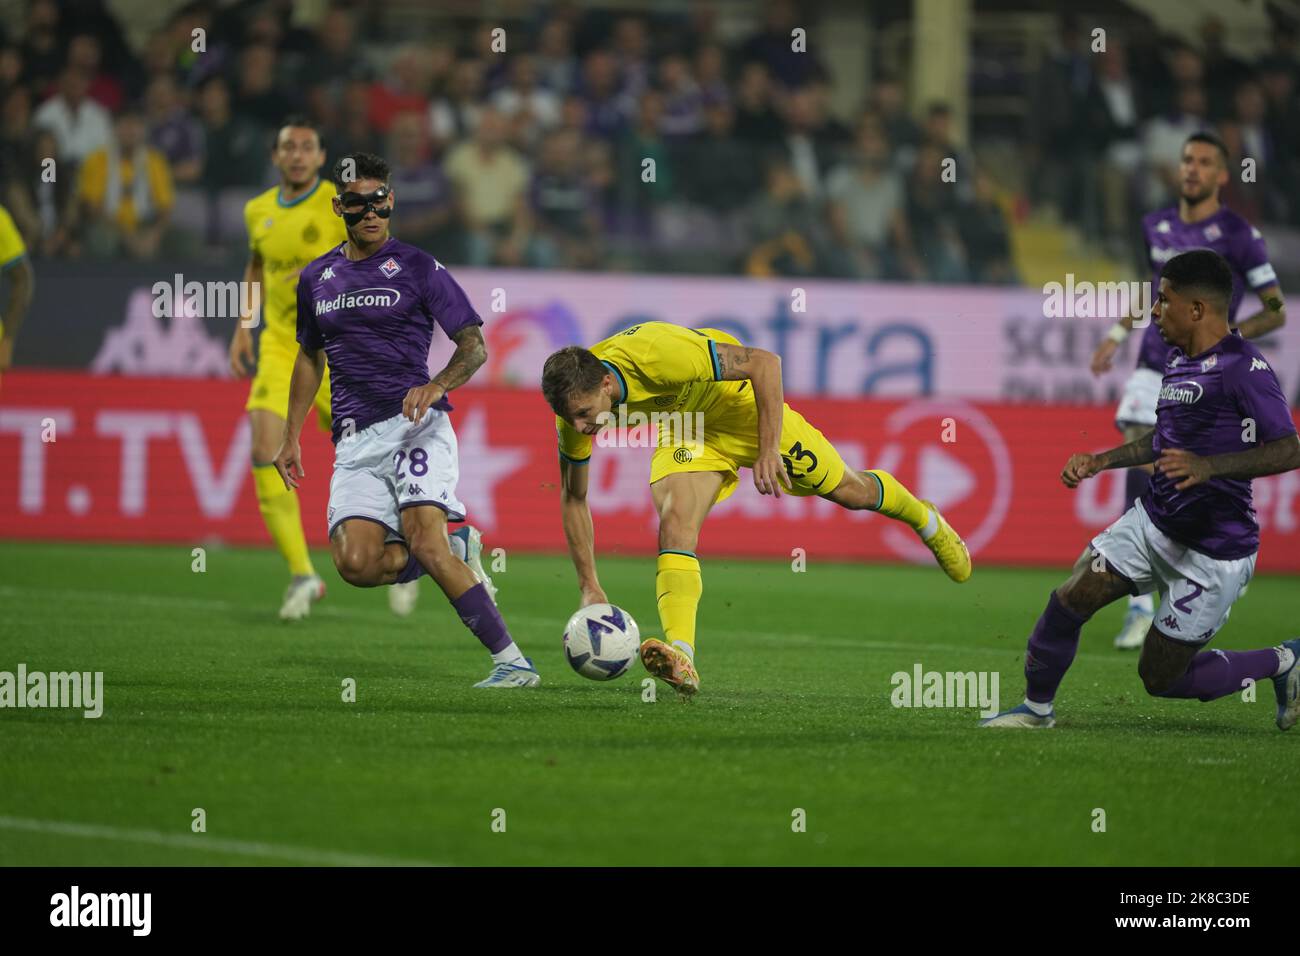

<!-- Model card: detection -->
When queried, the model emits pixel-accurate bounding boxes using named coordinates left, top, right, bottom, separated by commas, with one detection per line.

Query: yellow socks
left=252, top=464, right=315, bottom=577
left=865, top=469, right=932, bottom=533
left=656, top=551, right=702, bottom=657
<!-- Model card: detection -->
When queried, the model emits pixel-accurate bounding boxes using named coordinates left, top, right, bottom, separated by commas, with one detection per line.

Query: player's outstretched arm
left=559, top=457, right=606, bottom=607
left=1157, top=434, right=1300, bottom=491
left=1234, top=285, right=1286, bottom=340
left=273, top=346, right=326, bottom=490
left=1062, top=431, right=1157, bottom=488
left=714, top=342, right=791, bottom=496
left=403, top=324, right=487, bottom=422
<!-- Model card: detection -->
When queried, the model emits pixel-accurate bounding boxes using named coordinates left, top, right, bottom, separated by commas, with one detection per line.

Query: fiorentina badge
left=379, top=257, right=401, bottom=278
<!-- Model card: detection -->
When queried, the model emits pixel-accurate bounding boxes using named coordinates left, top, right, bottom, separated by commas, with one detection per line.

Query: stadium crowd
left=0, top=0, right=1297, bottom=282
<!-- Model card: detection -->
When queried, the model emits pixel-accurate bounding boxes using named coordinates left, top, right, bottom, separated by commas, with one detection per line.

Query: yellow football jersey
left=244, top=178, right=347, bottom=344
left=0, top=204, right=27, bottom=268
left=556, top=321, right=748, bottom=463
left=0, top=204, right=27, bottom=340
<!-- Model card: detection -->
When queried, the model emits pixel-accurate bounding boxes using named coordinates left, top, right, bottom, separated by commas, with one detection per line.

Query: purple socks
left=1156, top=648, right=1280, bottom=702
left=1024, top=591, right=1089, bottom=704
left=451, top=582, right=513, bottom=654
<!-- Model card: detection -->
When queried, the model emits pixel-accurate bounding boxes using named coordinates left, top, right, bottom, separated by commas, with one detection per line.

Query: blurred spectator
left=443, top=107, right=531, bottom=266
left=19, top=0, right=63, bottom=94
left=693, top=44, right=730, bottom=109
left=430, top=58, right=484, bottom=149
left=529, top=128, right=602, bottom=268
left=492, top=53, right=562, bottom=149
left=578, top=49, right=630, bottom=141
left=611, top=17, right=652, bottom=102
left=146, top=75, right=202, bottom=185
left=33, top=67, right=113, bottom=166
left=369, top=46, right=432, bottom=136
left=66, top=33, right=125, bottom=112
left=956, top=171, right=1017, bottom=284
left=197, top=77, right=268, bottom=196
left=303, top=6, right=372, bottom=123
left=776, top=86, right=845, bottom=199
left=1140, top=84, right=1211, bottom=208
left=869, top=75, right=921, bottom=172
left=656, top=53, right=706, bottom=139
left=742, top=155, right=837, bottom=277
left=233, top=44, right=291, bottom=129
left=6, top=126, right=75, bottom=256
left=1216, top=121, right=1264, bottom=224
left=1085, top=40, right=1144, bottom=248
left=325, top=78, right=380, bottom=157
left=387, top=110, right=454, bottom=252
left=1200, top=17, right=1251, bottom=117
left=825, top=119, right=913, bottom=279
left=905, top=143, right=967, bottom=283
left=615, top=90, right=673, bottom=227
left=535, top=19, right=577, bottom=95
left=0, top=85, right=32, bottom=180
left=0, top=46, right=23, bottom=100
left=71, top=106, right=174, bottom=259
left=732, top=61, right=782, bottom=143
left=922, top=102, right=974, bottom=201
left=678, top=102, right=758, bottom=213
left=740, top=0, right=823, bottom=90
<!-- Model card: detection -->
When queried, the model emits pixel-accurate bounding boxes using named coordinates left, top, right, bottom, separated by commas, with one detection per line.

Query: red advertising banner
left=3, top=371, right=1300, bottom=571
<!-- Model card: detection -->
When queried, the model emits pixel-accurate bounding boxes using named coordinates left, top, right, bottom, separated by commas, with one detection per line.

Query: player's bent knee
left=335, top=546, right=383, bottom=586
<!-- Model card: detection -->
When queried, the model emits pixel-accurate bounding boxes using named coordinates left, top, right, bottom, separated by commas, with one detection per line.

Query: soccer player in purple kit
left=1090, top=132, right=1287, bottom=649
left=986, top=250, right=1300, bottom=730
left=272, top=152, right=540, bottom=689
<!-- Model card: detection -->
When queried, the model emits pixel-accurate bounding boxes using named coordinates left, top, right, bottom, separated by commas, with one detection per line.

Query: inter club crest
left=379, top=257, right=402, bottom=278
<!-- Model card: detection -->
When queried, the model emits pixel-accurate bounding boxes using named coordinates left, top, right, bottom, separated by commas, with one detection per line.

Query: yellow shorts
left=649, top=396, right=847, bottom=504
left=245, top=331, right=331, bottom=432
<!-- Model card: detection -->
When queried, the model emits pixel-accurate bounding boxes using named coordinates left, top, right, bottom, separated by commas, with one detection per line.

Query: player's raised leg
left=982, top=546, right=1134, bottom=727
left=640, top=471, right=720, bottom=698
left=250, top=407, right=325, bottom=621
left=822, top=468, right=971, bottom=582
left=397, top=504, right=538, bottom=688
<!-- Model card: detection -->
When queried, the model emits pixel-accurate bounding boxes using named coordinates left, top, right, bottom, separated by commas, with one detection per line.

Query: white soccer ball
left=563, top=604, right=640, bottom=680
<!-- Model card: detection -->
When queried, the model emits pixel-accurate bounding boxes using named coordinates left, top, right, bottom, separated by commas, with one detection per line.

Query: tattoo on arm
left=1207, top=434, right=1300, bottom=480
left=716, top=344, right=757, bottom=380
left=1100, top=429, right=1156, bottom=470
left=431, top=325, right=487, bottom=392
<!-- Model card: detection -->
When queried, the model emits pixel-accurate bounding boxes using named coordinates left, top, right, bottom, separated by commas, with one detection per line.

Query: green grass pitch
left=0, top=539, right=1297, bottom=866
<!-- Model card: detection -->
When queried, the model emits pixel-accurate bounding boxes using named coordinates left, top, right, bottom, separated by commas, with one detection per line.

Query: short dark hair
left=1161, top=249, right=1234, bottom=313
left=273, top=114, right=324, bottom=151
left=331, top=151, right=390, bottom=189
left=541, top=346, right=608, bottom=414
left=1184, top=130, right=1229, bottom=166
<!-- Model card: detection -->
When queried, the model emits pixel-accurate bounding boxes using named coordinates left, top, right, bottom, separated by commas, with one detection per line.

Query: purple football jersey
left=1137, top=206, right=1276, bottom=371
left=1141, top=333, right=1296, bottom=559
left=296, top=238, right=482, bottom=442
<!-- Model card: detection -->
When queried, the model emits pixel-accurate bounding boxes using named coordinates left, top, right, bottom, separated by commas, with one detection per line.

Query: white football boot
left=451, top=525, right=498, bottom=603
left=279, top=576, right=325, bottom=621
left=388, top=581, right=419, bottom=617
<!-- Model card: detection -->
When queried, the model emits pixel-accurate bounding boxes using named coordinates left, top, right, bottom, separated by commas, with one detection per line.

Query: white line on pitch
left=0, top=815, right=442, bottom=867
left=0, top=583, right=1134, bottom=663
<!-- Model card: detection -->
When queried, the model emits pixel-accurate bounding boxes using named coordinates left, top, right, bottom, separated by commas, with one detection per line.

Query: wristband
left=1106, top=322, right=1129, bottom=344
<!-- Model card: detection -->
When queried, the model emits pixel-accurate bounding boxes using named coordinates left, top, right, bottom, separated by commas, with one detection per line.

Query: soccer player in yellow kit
left=229, top=117, right=348, bottom=620
left=543, top=321, right=971, bottom=697
left=0, top=203, right=35, bottom=389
